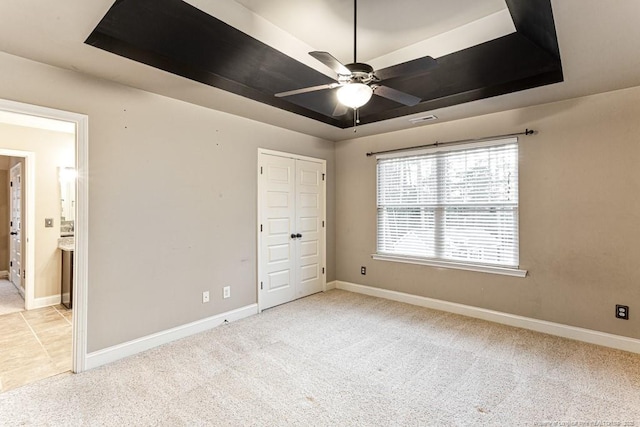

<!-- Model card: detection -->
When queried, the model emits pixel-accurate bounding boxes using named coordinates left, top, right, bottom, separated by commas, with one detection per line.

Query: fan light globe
left=337, top=83, right=373, bottom=109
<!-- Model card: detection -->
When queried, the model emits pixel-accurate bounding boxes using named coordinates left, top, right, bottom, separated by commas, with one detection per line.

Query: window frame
left=373, top=137, right=527, bottom=278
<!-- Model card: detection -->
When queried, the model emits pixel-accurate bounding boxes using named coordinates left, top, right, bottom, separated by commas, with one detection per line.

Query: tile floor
left=0, top=305, right=72, bottom=393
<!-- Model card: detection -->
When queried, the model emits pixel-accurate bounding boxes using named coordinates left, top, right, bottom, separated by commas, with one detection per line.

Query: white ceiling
left=233, top=0, right=508, bottom=63
left=0, top=0, right=639, bottom=142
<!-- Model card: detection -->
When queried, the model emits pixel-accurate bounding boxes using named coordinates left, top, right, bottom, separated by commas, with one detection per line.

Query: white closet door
left=295, top=159, right=324, bottom=298
left=259, top=151, right=325, bottom=311
left=259, top=154, right=296, bottom=310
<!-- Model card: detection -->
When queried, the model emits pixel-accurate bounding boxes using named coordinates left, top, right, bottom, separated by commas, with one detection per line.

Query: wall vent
left=409, top=115, right=438, bottom=124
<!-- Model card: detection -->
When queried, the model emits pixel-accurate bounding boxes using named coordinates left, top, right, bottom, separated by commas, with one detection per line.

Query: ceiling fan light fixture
left=337, top=83, right=373, bottom=109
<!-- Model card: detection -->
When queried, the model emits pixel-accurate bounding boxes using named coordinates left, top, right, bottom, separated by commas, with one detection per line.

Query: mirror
left=59, top=167, right=76, bottom=236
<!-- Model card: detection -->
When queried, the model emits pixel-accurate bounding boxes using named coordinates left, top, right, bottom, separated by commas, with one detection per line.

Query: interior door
left=295, top=160, right=324, bottom=298
left=259, top=152, right=325, bottom=310
left=9, top=163, right=22, bottom=293
left=259, top=154, right=297, bottom=309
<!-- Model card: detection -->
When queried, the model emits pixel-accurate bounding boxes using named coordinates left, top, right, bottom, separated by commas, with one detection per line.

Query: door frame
left=0, top=98, right=89, bottom=373
left=257, top=148, right=327, bottom=312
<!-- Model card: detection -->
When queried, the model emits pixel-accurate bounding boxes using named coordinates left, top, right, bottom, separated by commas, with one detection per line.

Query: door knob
left=10, top=232, right=17, bottom=236
left=290, top=233, right=297, bottom=239
left=296, top=233, right=302, bottom=239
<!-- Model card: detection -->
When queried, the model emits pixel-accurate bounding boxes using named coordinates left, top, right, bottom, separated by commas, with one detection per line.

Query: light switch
left=45, top=218, right=54, bottom=228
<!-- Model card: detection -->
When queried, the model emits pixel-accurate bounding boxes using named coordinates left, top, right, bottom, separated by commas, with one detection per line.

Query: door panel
left=260, top=155, right=296, bottom=309
left=259, top=153, right=325, bottom=310
left=295, top=159, right=324, bottom=299
left=299, top=217, right=318, bottom=233
left=300, top=170, right=319, bottom=186
left=299, top=241, right=318, bottom=258
left=300, top=264, right=319, bottom=282
left=268, top=244, right=290, bottom=263
left=267, top=269, right=291, bottom=291
left=299, top=193, right=318, bottom=209
left=267, top=218, right=289, bottom=235
left=266, top=191, right=289, bottom=207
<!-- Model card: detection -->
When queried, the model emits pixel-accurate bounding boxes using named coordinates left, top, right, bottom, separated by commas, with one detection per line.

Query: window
left=376, top=138, right=520, bottom=272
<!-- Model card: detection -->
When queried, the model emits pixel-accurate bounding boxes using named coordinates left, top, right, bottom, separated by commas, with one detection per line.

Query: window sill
left=371, top=254, right=527, bottom=278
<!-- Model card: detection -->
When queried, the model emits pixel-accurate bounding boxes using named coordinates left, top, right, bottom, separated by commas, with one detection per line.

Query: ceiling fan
left=275, top=0, right=437, bottom=118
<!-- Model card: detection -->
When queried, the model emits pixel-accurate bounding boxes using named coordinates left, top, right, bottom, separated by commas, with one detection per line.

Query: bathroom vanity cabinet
left=61, top=247, right=74, bottom=309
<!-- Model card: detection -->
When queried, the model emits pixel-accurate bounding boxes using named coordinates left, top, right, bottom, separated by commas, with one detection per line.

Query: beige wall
left=335, top=85, right=640, bottom=340
left=0, top=52, right=336, bottom=353
left=0, top=127, right=74, bottom=297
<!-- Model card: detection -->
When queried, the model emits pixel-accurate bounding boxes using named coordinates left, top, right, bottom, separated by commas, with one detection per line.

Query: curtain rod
left=365, top=129, right=536, bottom=157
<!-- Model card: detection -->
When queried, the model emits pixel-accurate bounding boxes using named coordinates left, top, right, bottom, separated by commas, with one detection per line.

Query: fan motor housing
left=344, top=62, right=375, bottom=84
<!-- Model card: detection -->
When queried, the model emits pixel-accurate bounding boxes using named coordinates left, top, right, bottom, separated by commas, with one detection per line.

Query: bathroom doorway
left=0, top=99, right=88, bottom=392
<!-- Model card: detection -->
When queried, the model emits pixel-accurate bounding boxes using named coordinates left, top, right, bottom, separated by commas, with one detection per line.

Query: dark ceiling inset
left=86, top=0, right=563, bottom=129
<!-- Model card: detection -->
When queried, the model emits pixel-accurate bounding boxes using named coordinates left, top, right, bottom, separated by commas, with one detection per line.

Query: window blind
left=376, top=138, right=519, bottom=268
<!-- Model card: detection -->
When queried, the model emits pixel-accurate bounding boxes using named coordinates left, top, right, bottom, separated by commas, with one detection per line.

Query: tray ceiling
left=85, top=0, right=563, bottom=129
left=1, top=0, right=639, bottom=141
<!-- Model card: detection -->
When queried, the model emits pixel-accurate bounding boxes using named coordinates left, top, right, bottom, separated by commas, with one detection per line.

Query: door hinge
left=260, top=281, right=263, bottom=290
left=23, top=271, right=25, bottom=279
left=260, top=224, right=263, bottom=232
left=322, top=267, right=325, bottom=274
left=322, top=220, right=325, bottom=228
left=260, top=166, right=263, bottom=175
left=10, top=181, right=13, bottom=187
left=322, top=173, right=325, bottom=181
left=10, top=261, right=12, bottom=267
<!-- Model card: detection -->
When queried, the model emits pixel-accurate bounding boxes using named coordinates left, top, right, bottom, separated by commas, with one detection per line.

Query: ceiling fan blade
left=275, top=83, right=339, bottom=98
left=374, top=56, right=437, bottom=81
left=332, top=103, right=349, bottom=117
left=309, top=51, right=351, bottom=75
left=374, top=85, right=421, bottom=107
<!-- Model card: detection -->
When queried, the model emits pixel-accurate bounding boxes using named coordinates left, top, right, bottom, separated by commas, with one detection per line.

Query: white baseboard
left=85, top=303, right=259, bottom=370
left=0, top=270, right=8, bottom=279
left=325, top=280, right=337, bottom=290
left=31, top=294, right=61, bottom=309
left=335, top=281, right=640, bottom=355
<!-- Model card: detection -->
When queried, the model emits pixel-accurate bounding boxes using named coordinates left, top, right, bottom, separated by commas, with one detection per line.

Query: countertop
left=58, top=236, right=75, bottom=252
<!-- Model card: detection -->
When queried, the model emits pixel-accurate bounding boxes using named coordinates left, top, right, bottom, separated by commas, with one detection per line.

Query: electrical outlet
left=45, top=218, right=54, bottom=228
left=361, top=266, right=366, bottom=275
left=223, top=286, right=230, bottom=299
left=616, top=304, right=629, bottom=320
left=202, top=291, right=210, bottom=303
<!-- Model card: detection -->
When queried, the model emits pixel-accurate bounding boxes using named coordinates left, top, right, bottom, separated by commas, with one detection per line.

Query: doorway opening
left=0, top=99, right=88, bottom=392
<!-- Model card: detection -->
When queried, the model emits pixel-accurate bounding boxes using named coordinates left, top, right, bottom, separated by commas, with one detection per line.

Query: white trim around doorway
left=0, top=98, right=89, bottom=373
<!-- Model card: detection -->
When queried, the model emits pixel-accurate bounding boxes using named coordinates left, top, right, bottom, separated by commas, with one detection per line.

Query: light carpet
left=1, top=289, right=639, bottom=426
left=0, top=279, right=24, bottom=316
